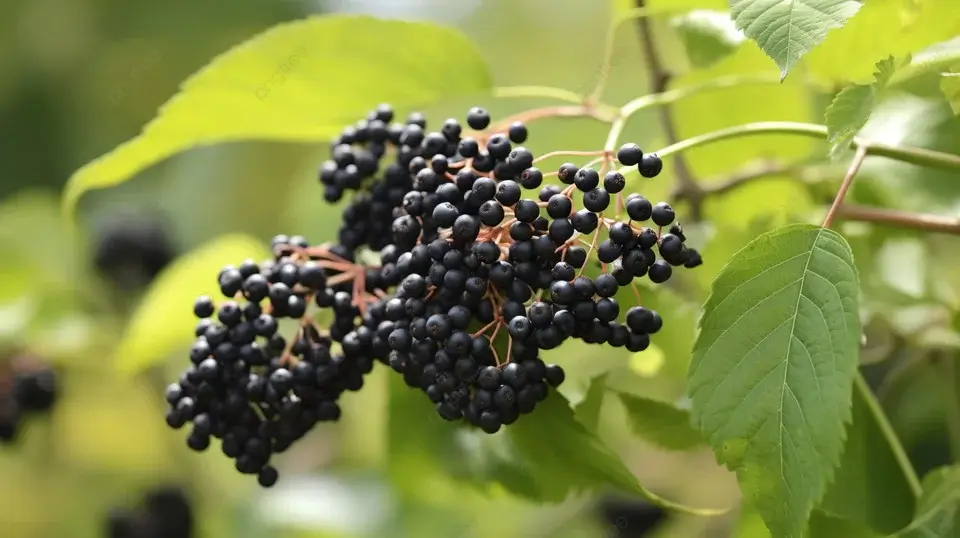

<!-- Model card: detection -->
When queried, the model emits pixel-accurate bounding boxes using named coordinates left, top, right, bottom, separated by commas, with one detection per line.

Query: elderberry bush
left=162, top=103, right=703, bottom=487
left=0, top=357, right=59, bottom=444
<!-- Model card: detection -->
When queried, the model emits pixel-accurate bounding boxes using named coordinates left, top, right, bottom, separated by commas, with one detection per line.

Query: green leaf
left=616, top=391, right=705, bottom=451
left=728, top=0, right=864, bottom=80
left=671, top=9, right=745, bottom=69
left=819, top=377, right=916, bottom=534
left=824, top=56, right=897, bottom=154
left=808, top=510, right=881, bottom=538
left=687, top=223, right=861, bottom=538
left=574, top=374, right=609, bottom=432
left=113, top=234, right=270, bottom=373
left=893, top=466, right=960, bottom=537
left=941, top=71, right=960, bottom=116
left=61, top=15, right=492, bottom=221
left=508, top=392, right=726, bottom=515
left=891, top=36, right=960, bottom=86
left=805, top=1, right=957, bottom=83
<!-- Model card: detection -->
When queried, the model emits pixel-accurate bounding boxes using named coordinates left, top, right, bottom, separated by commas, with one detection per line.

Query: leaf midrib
left=776, top=226, right=824, bottom=505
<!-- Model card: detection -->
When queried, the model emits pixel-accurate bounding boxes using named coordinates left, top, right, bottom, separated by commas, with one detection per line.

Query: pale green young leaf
left=574, top=374, right=609, bottom=432
left=893, top=466, right=960, bottom=538
left=824, top=56, right=897, bottom=154
left=804, top=1, right=956, bottom=82
left=671, top=9, right=746, bottom=69
left=728, top=0, right=864, bottom=80
left=113, top=234, right=270, bottom=373
left=941, top=71, right=960, bottom=116
left=890, top=36, right=960, bottom=86
left=616, top=392, right=705, bottom=451
left=61, top=15, right=492, bottom=221
left=687, top=223, right=861, bottom=538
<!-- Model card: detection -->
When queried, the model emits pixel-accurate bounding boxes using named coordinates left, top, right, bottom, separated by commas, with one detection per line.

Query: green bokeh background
left=2, top=0, right=960, bottom=537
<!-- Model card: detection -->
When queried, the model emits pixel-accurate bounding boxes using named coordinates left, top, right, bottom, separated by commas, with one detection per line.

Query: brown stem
left=833, top=204, right=960, bottom=235
left=633, top=0, right=704, bottom=219
left=694, top=160, right=800, bottom=197
left=475, top=105, right=616, bottom=143
left=822, top=146, right=867, bottom=229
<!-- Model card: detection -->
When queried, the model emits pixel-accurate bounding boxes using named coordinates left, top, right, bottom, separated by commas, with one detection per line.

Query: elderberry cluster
left=0, top=356, right=58, bottom=444
left=162, top=103, right=703, bottom=487
left=163, top=237, right=373, bottom=487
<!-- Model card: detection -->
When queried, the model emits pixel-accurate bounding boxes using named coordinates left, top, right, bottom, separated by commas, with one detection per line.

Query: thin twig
left=633, top=0, right=704, bottom=220
left=833, top=204, right=960, bottom=235
left=688, top=160, right=800, bottom=199
left=823, top=145, right=868, bottom=228
left=649, top=121, right=960, bottom=172
left=854, top=375, right=924, bottom=497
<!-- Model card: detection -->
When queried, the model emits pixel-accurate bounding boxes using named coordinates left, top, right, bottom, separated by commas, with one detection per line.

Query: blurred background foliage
left=1, top=0, right=959, bottom=537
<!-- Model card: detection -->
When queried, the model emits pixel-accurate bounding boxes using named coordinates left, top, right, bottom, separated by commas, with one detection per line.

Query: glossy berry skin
left=193, top=296, right=215, bottom=318
left=466, top=107, right=490, bottom=130
left=557, top=163, right=579, bottom=185
left=651, top=202, right=675, bottom=227
left=603, top=171, right=626, bottom=194
left=617, top=143, right=643, bottom=166
left=639, top=153, right=663, bottom=178
left=508, top=122, right=528, bottom=143
left=626, top=195, right=653, bottom=222
left=648, top=260, right=672, bottom=283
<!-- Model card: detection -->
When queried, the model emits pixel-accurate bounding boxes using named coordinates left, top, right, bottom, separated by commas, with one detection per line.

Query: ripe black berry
left=466, top=107, right=491, bottom=130
left=574, top=168, right=600, bottom=192
left=603, top=171, right=626, bottom=194
left=651, top=202, right=675, bottom=227
left=648, top=260, right=673, bottom=283
left=626, top=195, right=653, bottom=221
left=557, top=163, right=579, bottom=185
left=617, top=143, right=643, bottom=166
left=639, top=153, right=663, bottom=178
left=193, top=296, right=215, bottom=318
left=508, top=122, right=528, bottom=143
left=582, top=188, right=611, bottom=213
left=519, top=167, right=543, bottom=189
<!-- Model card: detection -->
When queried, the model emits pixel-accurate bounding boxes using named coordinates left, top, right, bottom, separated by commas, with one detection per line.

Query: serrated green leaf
left=728, top=0, right=864, bottom=79
left=824, top=56, right=897, bottom=154
left=61, top=15, right=492, bottom=221
left=574, top=374, right=608, bottom=432
left=113, top=234, right=270, bottom=373
left=893, top=466, right=960, bottom=537
left=941, top=71, right=960, bottom=116
left=687, top=223, right=861, bottom=538
left=616, top=391, right=705, bottom=451
left=808, top=510, right=881, bottom=538
left=671, top=9, right=746, bottom=69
